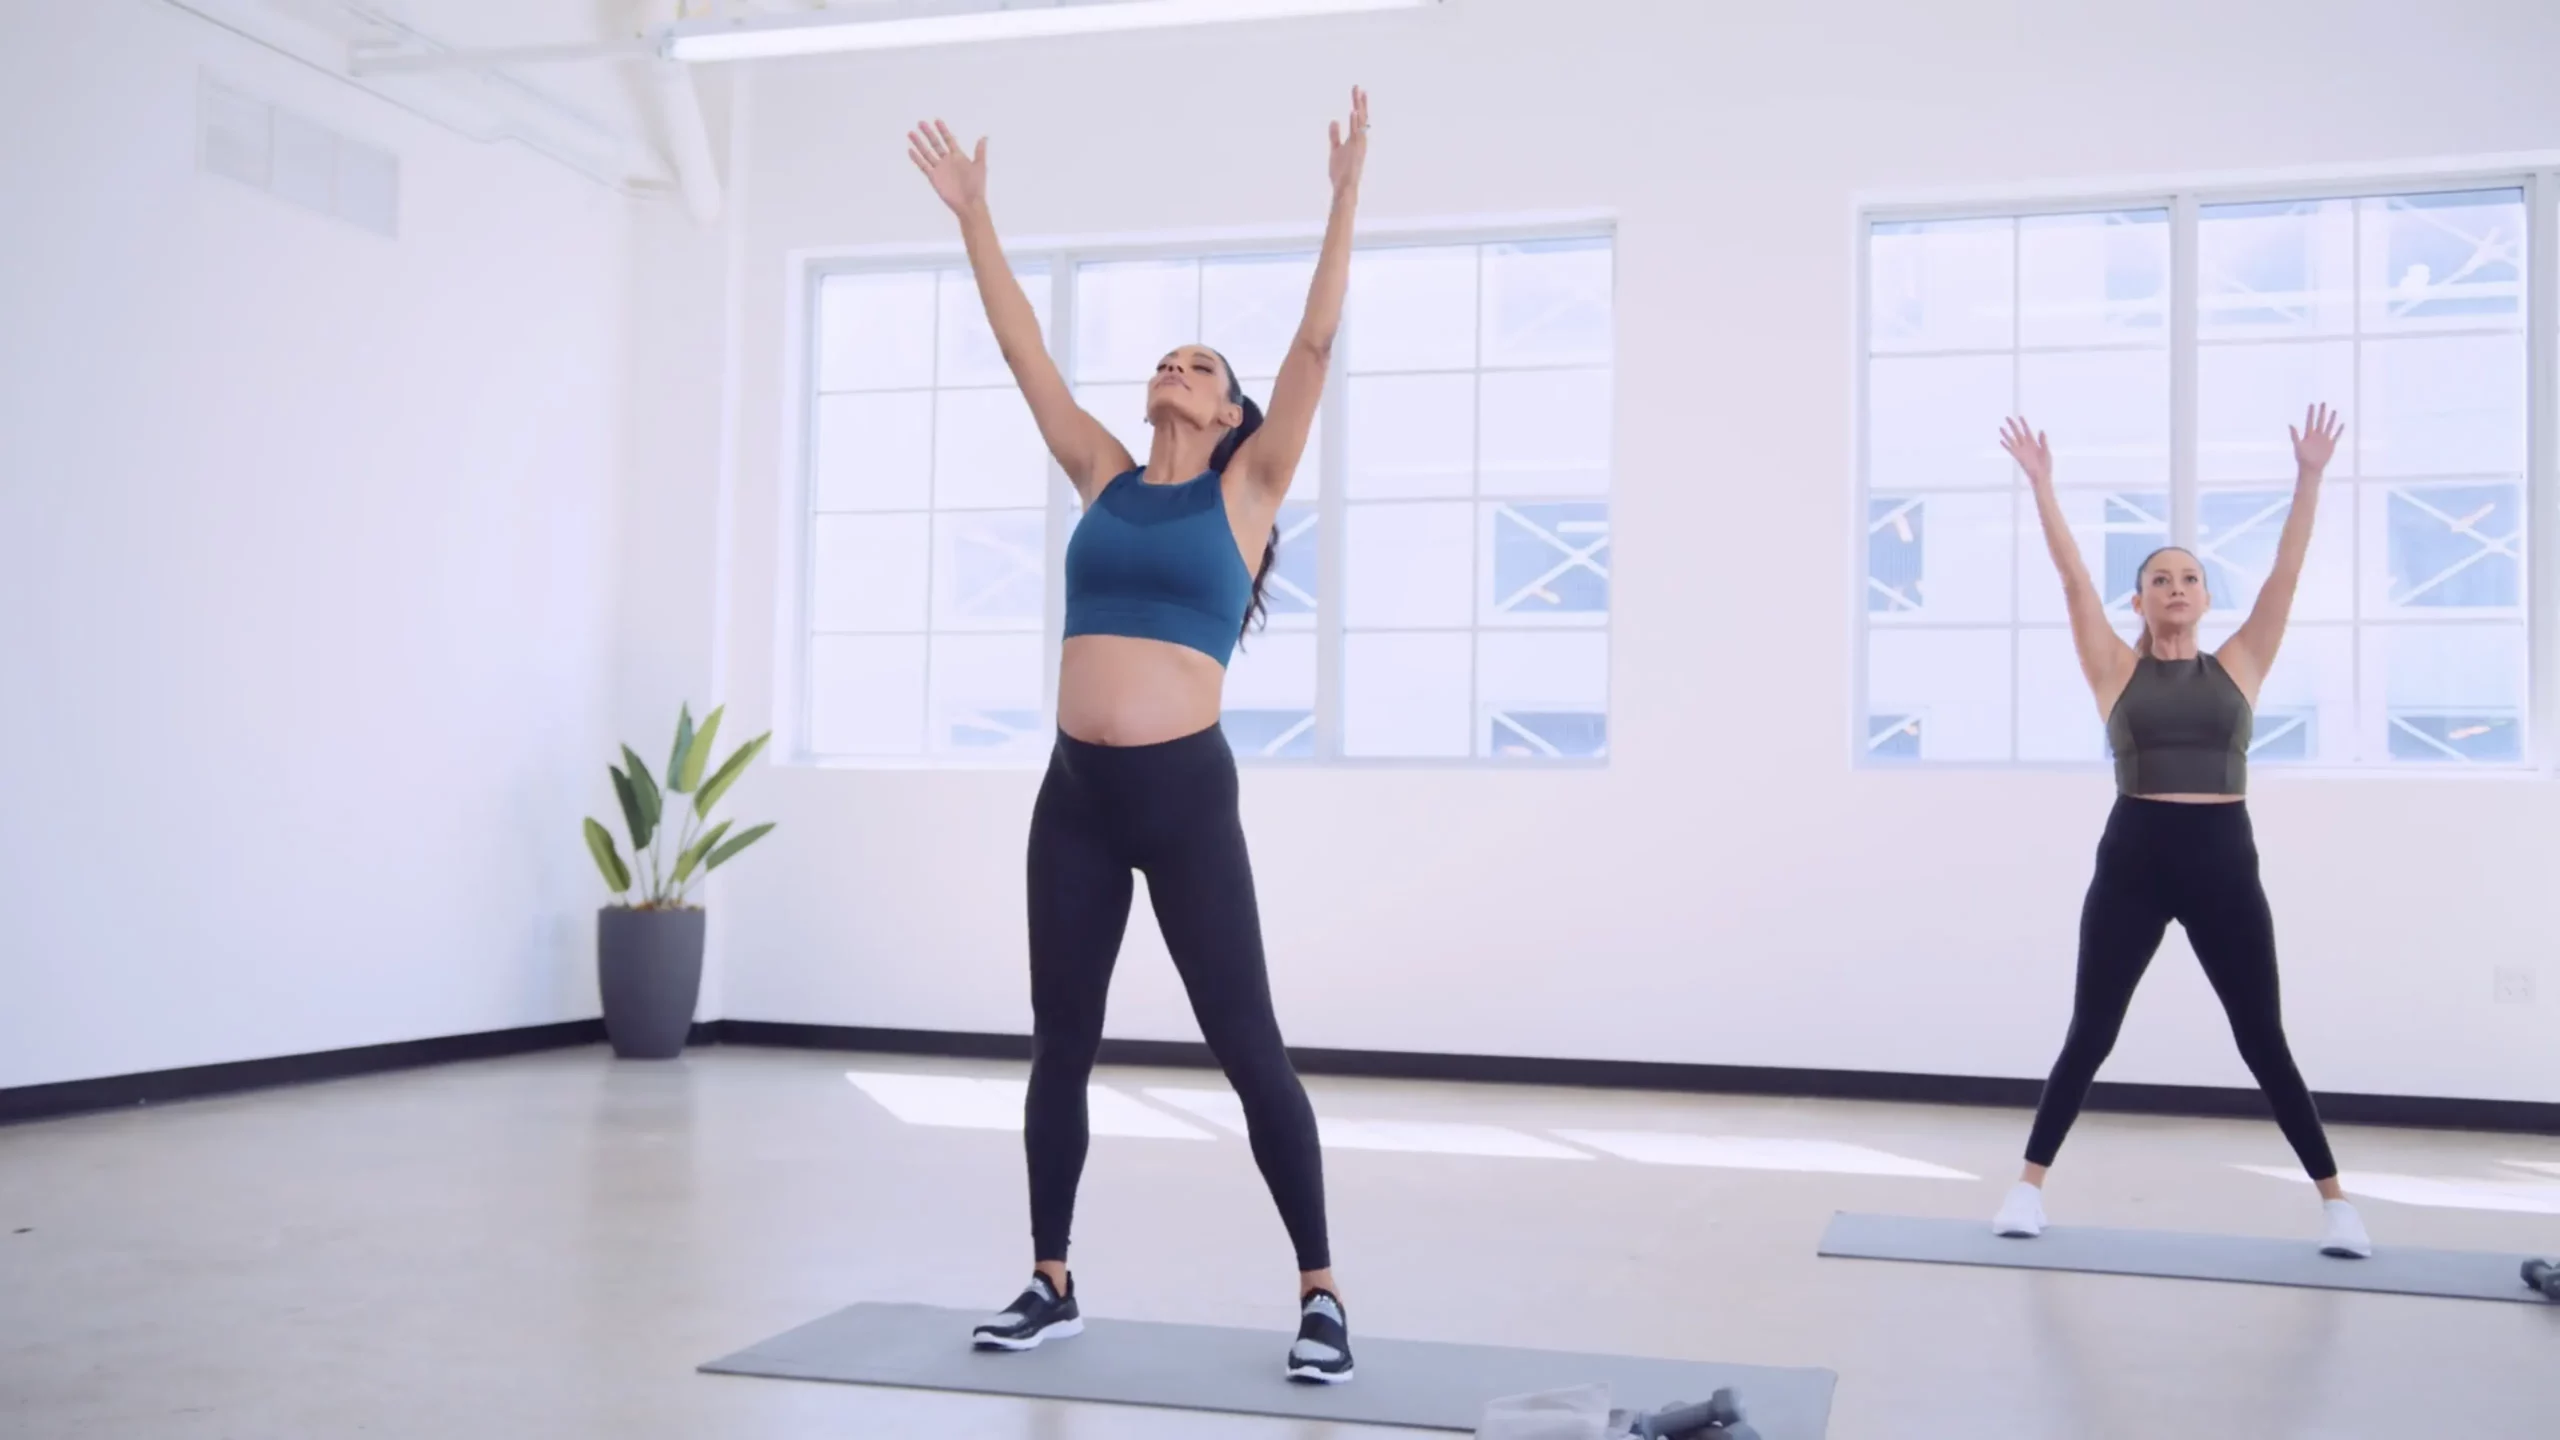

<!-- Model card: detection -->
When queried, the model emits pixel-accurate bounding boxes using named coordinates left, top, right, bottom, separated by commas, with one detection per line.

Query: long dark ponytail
left=1204, top=348, right=1279, bottom=648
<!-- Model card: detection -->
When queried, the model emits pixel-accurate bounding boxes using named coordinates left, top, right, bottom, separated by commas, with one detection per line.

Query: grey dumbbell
left=2524, top=1257, right=2559, bottom=1300
left=1626, top=1387, right=1755, bottom=1439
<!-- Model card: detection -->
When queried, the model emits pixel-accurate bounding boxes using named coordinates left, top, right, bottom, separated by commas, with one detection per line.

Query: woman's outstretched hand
left=1327, top=87, right=1369, bottom=196
left=908, top=119, right=986, bottom=214
left=2291, top=402, right=2344, bottom=477
left=2000, top=416, right=2054, bottom=490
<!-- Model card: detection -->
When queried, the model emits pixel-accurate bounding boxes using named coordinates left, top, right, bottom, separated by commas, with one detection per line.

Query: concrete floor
left=2, top=1046, right=2555, bottom=1439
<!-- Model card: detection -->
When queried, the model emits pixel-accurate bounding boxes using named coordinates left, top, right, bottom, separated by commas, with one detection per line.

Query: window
left=1859, top=177, right=2545, bottom=770
left=803, top=267, right=1055, bottom=760
left=794, top=229, right=1614, bottom=765
left=1342, top=239, right=1614, bottom=759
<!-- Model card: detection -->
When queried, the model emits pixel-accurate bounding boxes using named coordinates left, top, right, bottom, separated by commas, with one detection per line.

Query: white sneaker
left=2320, top=1198, right=2372, bottom=1259
left=1992, top=1181, right=2046, bottom=1239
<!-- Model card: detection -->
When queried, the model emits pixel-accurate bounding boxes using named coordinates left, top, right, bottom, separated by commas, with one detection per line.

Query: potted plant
left=582, top=703, right=773, bottom=1059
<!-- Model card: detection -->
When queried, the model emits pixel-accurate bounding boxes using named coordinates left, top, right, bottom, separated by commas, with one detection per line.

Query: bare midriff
left=1056, top=634, right=1227, bottom=746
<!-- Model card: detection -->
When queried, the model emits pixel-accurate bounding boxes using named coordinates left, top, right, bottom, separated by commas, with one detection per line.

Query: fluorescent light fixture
left=665, top=0, right=1440, bottom=62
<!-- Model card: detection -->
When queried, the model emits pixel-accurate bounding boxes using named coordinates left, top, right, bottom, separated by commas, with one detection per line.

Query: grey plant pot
left=597, top=906, right=706, bottom=1060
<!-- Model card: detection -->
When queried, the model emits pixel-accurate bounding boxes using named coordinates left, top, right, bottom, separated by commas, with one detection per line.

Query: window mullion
left=794, top=267, right=820, bottom=762
left=2008, top=217, right=2023, bottom=764
left=1044, top=253, right=1074, bottom=728
left=1469, top=245, right=1486, bottom=759
left=1316, top=321, right=1349, bottom=759
left=922, top=281, right=944, bottom=758
left=2349, top=198, right=2367, bottom=763
left=2170, top=193, right=2200, bottom=550
left=1853, top=218, right=1874, bottom=768
left=2527, top=172, right=2558, bottom=771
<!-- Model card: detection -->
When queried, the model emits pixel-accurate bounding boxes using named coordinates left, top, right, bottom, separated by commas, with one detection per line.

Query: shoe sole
left=1287, top=1362, right=1354, bottom=1384
left=973, top=1317, right=1084, bottom=1351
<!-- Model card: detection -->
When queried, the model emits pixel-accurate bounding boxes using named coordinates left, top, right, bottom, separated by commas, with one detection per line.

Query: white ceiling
left=235, top=2, right=681, bottom=188
left=216, top=0, right=1108, bottom=197
left=262, top=0, right=1086, bottom=46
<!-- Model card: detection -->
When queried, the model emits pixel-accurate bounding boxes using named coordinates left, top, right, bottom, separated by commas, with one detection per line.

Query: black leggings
left=2024, top=797, right=2338, bottom=1180
left=1023, top=723, right=1330, bottom=1272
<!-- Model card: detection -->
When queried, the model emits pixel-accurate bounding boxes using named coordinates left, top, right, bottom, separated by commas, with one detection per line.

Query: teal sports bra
left=1062, top=468, right=1253, bottom=667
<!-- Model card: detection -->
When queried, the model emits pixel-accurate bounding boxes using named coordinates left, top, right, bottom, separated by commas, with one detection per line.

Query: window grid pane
left=809, top=264, right=1053, bottom=758
left=1864, top=185, right=2536, bottom=770
left=1340, top=239, right=1613, bottom=758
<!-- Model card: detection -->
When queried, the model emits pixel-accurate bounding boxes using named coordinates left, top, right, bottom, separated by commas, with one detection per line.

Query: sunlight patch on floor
left=839, top=1069, right=1985, bottom=1178
left=2235, top=1164, right=2560, bottom=1214
left=1143, top=1086, right=1595, bottom=1159
left=844, top=1071, right=1216, bottom=1140
left=1555, top=1129, right=1976, bottom=1179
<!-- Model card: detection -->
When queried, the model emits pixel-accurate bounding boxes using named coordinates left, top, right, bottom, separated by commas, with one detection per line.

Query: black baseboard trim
left=716, top=1020, right=2560, bottom=1136
left=0, top=1019, right=608, bottom=1128
left=10, top=1017, right=2552, bottom=1137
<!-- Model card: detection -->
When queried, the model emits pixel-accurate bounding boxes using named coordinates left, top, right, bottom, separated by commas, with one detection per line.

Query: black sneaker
left=970, top=1272, right=1082, bottom=1351
left=1285, top=1288, right=1354, bottom=1383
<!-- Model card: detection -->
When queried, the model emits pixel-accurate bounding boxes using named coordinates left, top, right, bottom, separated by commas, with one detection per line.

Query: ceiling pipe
left=331, top=0, right=724, bottom=225
left=649, top=57, right=724, bottom=225
left=160, top=0, right=668, bottom=195
left=336, top=3, right=664, bottom=173
left=632, top=0, right=725, bottom=226
left=349, top=38, right=657, bottom=76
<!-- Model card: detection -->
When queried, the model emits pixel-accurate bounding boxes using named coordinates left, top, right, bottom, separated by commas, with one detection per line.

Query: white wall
left=612, top=68, right=745, bottom=1020
left=0, top=0, right=638, bottom=1088
left=690, top=0, right=2560, bottom=1106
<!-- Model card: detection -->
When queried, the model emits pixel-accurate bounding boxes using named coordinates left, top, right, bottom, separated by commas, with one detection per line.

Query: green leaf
left=621, top=746, right=663, bottom=838
left=692, top=731, right=770, bottom=817
left=704, top=822, right=774, bottom=871
left=583, top=818, right=632, bottom=893
left=676, top=706, right=725, bottom=793
left=667, top=704, right=696, bottom=795
left=674, top=820, right=732, bottom=885
left=609, top=765, right=653, bottom=851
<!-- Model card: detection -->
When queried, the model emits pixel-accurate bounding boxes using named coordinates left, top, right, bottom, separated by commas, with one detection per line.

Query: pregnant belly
left=1056, top=635, right=1226, bottom=746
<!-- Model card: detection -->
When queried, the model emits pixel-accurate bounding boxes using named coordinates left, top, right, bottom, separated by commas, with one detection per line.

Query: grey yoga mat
left=1818, top=1210, right=2552, bottom=1304
left=700, top=1302, right=1840, bottom=1436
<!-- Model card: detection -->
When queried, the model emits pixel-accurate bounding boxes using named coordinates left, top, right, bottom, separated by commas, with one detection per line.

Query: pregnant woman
left=909, top=89, right=1372, bottom=1382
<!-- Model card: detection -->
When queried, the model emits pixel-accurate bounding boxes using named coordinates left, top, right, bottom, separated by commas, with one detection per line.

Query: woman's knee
left=2057, top=1015, right=2126, bottom=1069
left=1029, top=1027, right=1104, bottom=1082
left=2229, top=1022, right=2302, bottom=1079
left=1218, top=1043, right=1306, bottom=1109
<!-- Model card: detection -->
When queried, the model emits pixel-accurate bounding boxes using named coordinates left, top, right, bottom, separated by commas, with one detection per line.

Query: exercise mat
left=1818, top=1210, right=2549, bottom=1303
left=701, top=1301, right=1838, bottom=1436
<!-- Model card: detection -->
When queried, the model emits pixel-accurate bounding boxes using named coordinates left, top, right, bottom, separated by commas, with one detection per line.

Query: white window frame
left=776, top=213, right=1619, bottom=770
left=1852, top=160, right=2560, bottom=777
